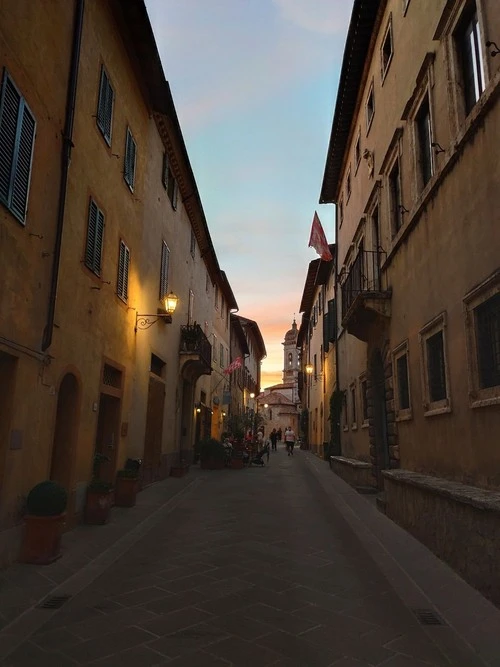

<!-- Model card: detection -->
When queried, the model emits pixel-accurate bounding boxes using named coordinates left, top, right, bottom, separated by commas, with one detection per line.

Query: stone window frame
left=346, top=165, right=352, bottom=203
left=392, top=340, right=412, bottom=421
left=380, top=15, right=394, bottom=84
left=463, top=269, right=500, bottom=408
left=380, top=129, right=405, bottom=241
left=419, top=311, right=452, bottom=417
left=365, top=80, right=375, bottom=134
left=401, top=54, right=436, bottom=200
left=359, top=372, right=369, bottom=428
left=403, top=0, right=411, bottom=16
left=338, top=197, right=344, bottom=228
left=434, top=0, right=489, bottom=138
left=354, top=129, right=361, bottom=175
left=350, top=381, right=358, bottom=431
left=342, top=390, right=349, bottom=432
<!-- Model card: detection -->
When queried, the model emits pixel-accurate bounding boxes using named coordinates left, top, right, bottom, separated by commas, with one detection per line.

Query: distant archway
left=50, top=373, right=79, bottom=493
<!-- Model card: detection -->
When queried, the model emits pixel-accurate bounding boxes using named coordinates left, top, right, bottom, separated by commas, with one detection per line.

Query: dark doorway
left=370, top=349, right=390, bottom=489
left=50, top=373, right=79, bottom=494
left=95, top=393, right=121, bottom=484
left=0, top=352, right=18, bottom=513
left=143, top=376, right=165, bottom=485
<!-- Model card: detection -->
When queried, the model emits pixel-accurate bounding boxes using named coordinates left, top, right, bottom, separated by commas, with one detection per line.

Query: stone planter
left=19, top=513, right=66, bottom=565
left=114, top=477, right=138, bottom=507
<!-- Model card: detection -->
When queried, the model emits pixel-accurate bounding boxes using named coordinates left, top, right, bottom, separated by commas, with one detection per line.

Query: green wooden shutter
left=327, top=299, right=337, bottom=343
left=85, top=199, right=104, bottom=275
left=0, top=75, right=20, bottom=205
left=11, top=102, right=36, bottom=222
left=172, top=180, right=178, bottom=209
left=159, top=241, right=169, bottom=299
left=323, top=312, right=329, bottom=352
left=97, top=67, right=113, bottom=144
left=0, top=72, right=35, bottom=224
left=117, top=240, right=130, bottom=301
left=124, top=128, right=136, bottom=189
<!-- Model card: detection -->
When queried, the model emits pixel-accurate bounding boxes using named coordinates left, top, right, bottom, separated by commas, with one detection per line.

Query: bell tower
left=282, top=319, right=299, bottom=391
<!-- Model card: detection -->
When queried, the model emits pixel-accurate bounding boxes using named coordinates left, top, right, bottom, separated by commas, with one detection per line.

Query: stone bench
left=383, top=469, right=500, bottom=606
left=330, top=456, right=375, bottom=490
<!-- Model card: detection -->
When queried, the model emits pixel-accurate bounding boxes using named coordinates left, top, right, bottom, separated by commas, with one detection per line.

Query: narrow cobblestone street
left=1, top=450, right=500, bottom=666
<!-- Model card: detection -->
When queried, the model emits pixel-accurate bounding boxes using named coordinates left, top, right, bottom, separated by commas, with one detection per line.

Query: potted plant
left=114, top=458, right=141, bottom=507
left=19, top=480, right=68, bottom=564
left=170, top=458, right=190, bottom=478
left=230, top=450, right=245, bottom=470
left=85, top=453, right=113, bottom=524
left=200, top=438, right=226, bottom=470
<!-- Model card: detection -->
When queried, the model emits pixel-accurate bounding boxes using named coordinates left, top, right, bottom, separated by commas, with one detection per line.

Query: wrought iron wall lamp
left=135, top=292, right=178, bottom=331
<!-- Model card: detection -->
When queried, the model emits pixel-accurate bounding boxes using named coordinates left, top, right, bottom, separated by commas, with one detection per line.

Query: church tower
left=282, top=319, right=299, bottom=401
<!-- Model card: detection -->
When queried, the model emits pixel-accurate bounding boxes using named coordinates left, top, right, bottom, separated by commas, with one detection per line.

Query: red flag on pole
left=308, top=211, right=333, bottom=261
left=223, top=356, right=243, bottom=375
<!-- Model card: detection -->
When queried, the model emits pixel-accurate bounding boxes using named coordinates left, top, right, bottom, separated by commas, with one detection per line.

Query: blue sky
left=145, top=0, right=354, bottom=387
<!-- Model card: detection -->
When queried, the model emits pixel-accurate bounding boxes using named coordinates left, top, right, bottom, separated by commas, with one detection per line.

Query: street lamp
left=305, top=363, right=313, bottom=375
left=135, top=292, right=178, bottom=331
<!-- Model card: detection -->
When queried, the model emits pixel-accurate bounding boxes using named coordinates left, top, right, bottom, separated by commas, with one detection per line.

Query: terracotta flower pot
left=114, top=477, right=138, bottom=507
left=85, top=488, right=113, bottom=524
left=20, top=513, right=66, bottom=565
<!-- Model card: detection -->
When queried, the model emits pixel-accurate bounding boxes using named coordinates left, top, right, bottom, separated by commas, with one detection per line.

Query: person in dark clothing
left=270, top=428, right=278, bottom=451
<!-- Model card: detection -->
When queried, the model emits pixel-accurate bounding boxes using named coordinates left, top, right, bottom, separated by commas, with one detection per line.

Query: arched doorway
left=370, top=349, right=389, bottom=489
left=50, top=373, right=79, bottom=493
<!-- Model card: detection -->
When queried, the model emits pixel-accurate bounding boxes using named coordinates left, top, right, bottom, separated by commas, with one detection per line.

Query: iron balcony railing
left=180, top=324, right=212, bottom=368
left=341, top=249, right=386, bottom=319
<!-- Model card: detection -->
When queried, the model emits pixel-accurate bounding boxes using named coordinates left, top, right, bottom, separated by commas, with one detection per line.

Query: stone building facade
left=320, top=0, right=500, bottom=603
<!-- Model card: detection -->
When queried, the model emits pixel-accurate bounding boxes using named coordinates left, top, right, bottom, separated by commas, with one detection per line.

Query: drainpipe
left=334, top=215, right=342, bottom=456
left=42, top=0, right=85, bottom=351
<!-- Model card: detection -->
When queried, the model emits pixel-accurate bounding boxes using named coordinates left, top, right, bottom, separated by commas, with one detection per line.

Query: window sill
left=469, top=393, right=500, bottom=409
left=361, top=421, right=369, bottom=429
left=351, top=423, right=358, bottom=431
left=395, top=409, right=412, bottom=422
left=343, top=426, right=349, bottom=432
left=424, top=404, right=451, bottom=417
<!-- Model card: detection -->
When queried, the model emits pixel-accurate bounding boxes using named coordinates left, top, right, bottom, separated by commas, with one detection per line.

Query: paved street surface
left=1, top=448, right=500, bottom=666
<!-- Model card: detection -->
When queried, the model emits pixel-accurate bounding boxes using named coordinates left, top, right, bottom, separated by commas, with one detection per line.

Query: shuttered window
left=123, top=127, right=136, bottom=190
left=96, top=66, right=114, bottom=144
left=117, top=240, right=130, bottom=302
left=0, top=70, right=36, bottom=224
left=162, top=151, right=178, bottom=209
left=159, top=241, right=170, bottom=300
left=85, top=199, right=105, bottom=276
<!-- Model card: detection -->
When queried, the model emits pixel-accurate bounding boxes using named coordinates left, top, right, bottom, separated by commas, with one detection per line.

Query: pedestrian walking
left=284, top=426, right=296, bottom=456
left=270, top=428, right=278, bottom=451
left=277, top=427, right=282, bottom=443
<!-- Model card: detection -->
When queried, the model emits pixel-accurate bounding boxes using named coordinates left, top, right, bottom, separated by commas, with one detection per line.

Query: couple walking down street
left=284, top=426, right=296, bottom=456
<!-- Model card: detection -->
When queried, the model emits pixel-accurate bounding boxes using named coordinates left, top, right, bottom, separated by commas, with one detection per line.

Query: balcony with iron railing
left=179, top=324, right=212, bottom=377
left=340, top=249, right=391, bottom=341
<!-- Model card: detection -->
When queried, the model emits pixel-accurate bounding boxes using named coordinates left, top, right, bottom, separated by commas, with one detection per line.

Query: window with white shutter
left=85, top=198, right=105, bottom=276
left=0, top=70, right=36, bottom=225
left=96, top=66, right=114, bottom=145
left=159, top=241, right=170, bottom=300
left=117, top=240, right=130, bottom=302
left=124, top=127, right=136, bottom=190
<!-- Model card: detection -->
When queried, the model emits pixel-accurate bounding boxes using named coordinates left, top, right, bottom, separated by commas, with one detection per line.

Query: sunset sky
left=144, top=0, right=354, bottom=388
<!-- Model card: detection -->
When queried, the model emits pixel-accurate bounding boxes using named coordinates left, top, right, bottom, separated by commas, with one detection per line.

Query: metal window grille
left=426, top=331, right=447, bottom=402
left=102, top=363, right=122, bottom=388
left=96, top=66, right=113, bottom=144
left=475, top=292, right=500, bottom=389
left=0, top=70, right=36, bottom=224
left=85, top=199, right=105, bottom=276
left=117, top=240, right=130, bottom=302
